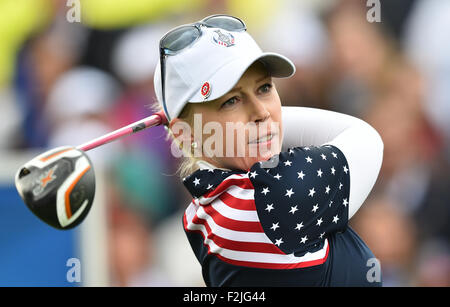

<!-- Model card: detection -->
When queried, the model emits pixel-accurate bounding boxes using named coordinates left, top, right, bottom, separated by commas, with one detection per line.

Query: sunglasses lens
left=162, top=26, right=201, bottom=52
left=203, top=15, right=246, bottom=31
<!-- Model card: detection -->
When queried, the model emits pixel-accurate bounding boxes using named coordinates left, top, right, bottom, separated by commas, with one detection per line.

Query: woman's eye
left=220, top=97, right=238, bottom=109
left=259, top=83, right=273, bottom=94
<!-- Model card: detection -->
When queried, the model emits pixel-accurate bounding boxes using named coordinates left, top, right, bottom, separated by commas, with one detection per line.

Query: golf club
left=14, top=111, right=167, bottom=230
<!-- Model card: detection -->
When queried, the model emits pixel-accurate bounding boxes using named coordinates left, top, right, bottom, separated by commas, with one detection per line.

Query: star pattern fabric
left=249, top=145, right=350, bottom=256
left=182, top=144, right=350, bottom=269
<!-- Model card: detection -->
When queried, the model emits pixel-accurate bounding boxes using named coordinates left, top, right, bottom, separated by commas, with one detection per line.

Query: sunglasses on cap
left=159, top=14, right=247, bottom=121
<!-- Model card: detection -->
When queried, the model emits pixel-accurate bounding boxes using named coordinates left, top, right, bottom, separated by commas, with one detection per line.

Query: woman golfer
left=153, top=15, right=383, bottom=286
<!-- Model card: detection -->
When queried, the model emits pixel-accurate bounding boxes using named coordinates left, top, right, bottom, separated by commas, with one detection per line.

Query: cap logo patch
left=201, top=82, right=211, bottom=99
left=212, top=30, right=235, bottom=47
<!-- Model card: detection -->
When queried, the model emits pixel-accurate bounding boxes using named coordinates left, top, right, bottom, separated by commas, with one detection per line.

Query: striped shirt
left=182, top=145, right=379, bottom=286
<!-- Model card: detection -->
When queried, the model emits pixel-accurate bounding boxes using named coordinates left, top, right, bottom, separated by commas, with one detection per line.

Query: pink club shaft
left=76, top=111, right=168, bottom=152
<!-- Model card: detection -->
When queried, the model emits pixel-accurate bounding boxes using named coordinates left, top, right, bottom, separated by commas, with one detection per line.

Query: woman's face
left=173, top=61, right=283, bottom=171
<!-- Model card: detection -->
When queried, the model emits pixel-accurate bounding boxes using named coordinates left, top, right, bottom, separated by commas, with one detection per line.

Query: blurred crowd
left=1, top=0, right=449, bottom=286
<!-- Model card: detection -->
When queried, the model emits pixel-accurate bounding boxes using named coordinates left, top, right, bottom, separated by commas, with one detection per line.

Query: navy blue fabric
left=185, top=226, right=381, bottom=286
left=249, top=146, right=349, bottom=257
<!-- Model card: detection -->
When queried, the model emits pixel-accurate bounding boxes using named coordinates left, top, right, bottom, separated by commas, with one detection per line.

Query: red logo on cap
left=201, top=82, right=211, bottom=99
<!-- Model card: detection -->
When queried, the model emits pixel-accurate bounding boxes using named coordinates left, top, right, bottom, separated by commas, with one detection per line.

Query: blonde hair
left=149, top=100, right=199, bottom=178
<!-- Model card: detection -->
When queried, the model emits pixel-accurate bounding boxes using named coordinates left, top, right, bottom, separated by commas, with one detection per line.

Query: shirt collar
left=196, top=160, right=231, bottom=172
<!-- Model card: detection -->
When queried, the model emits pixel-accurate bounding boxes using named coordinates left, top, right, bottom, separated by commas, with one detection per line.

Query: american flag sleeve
left=248, top=145, right=350, bottom=257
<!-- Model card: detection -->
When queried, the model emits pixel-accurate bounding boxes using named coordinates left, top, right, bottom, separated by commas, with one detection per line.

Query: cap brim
left=188, top=52, right=295, bottom=103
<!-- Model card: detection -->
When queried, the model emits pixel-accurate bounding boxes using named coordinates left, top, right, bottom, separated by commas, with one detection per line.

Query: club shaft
left=76, top=111, right=167, bottom=152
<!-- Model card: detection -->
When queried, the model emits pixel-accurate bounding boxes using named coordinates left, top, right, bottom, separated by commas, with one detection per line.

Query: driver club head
left=15, top=146, right=95, bottom=230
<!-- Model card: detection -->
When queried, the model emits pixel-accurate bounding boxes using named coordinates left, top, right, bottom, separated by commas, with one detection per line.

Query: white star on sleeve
left=308, top=188, right=316, bottom=197
left=319, top=232, right=325, bottom=239
left=325, top=185, right=331, bottom=194
left=275, top=238, right=284, bottom=246
left=321, top=154, right=327, bottom=160
left=332, top=215, right=339, bottom=224
left=332, top=152, right=338, bottom=158
left=343, top=198, right=348, bottom=207
left=249, top=171, right=258, bottom=178
left=297, top=171, right=305, bottom=180
left=343, top=165, right=349, bottom=174
left=317, top=169, right=323, bottom=177
left=285, top=188, right=294, bottom=198
left=288, top=148, right=295, bottom=155
left=339, top=182, right=343, bottom=190
left=289, top=205, right=298, bottom=214
left=261, top=187, right=270, bottom=195
left=305, top=156, right=313, bottom=163
left=193, top=178, right=200, bottom=186
left=312, top=204, right=319, bottom=213
left=329, top=200, right=333, bottom=207
left=206, top=184, right=213, bottom=190
left=295, top=222, right=304, bottom=231
left=265, top=203, right=274, bottom=212
left=316, top=218, right=323, bottom=226
left=300, top=235, right=308, bottom=244
left=270, top=222, right=280, bottom=231
left=274, top=173, right=282, bottom=180
left=284, top=160, right=292, bottom=166
left=331, top=167, right=336, bottom=175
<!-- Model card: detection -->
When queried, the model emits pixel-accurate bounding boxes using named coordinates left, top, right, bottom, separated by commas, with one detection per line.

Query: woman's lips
left=248, top=133, right=275, bottom=145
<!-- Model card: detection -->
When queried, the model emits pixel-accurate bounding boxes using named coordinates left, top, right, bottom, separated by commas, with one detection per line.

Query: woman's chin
left=244, top=149, right=280, bottom=170
left=207, top=146, right=281, bottom=171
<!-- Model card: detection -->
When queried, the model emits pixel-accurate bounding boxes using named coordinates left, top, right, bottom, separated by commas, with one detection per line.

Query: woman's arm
left=281, top=106, right=384, bottom=219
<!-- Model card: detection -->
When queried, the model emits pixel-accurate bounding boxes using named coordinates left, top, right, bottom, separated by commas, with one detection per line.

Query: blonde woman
left=154, top=15, right=383, bottom=286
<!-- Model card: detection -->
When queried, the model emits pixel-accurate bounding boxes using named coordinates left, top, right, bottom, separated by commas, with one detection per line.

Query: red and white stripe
left=183, top=173, right=329, bottom=269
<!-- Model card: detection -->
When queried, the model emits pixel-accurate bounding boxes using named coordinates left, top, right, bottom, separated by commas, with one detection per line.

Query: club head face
left=15, top=146, right=95, bottom=230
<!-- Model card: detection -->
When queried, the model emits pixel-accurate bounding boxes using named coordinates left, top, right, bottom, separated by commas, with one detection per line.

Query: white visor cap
left=154, top=26, right=296, bottom=121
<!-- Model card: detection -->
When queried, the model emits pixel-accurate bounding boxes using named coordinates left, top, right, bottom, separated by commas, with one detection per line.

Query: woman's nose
left=248, top=97, right=270, bottom=123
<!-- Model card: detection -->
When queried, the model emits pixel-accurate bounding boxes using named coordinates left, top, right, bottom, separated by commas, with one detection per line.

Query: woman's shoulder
left=248, top=144, right=351, bottom=256
left=182, top=166, right=247, bottom=199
